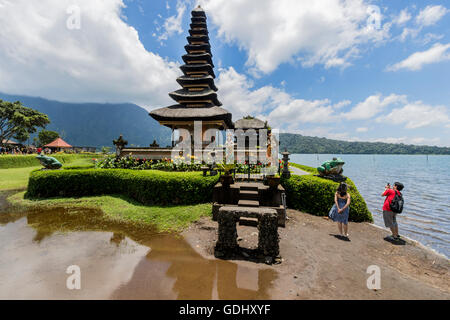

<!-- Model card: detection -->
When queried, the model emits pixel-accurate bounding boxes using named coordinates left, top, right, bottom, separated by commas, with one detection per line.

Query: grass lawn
left=0, top=166, right=39, bottom=190
left=2, top=156, right=212, bottom=232
left=8, top=192, right=212, bottom=232
left=0, top=157, right=95, bottom=191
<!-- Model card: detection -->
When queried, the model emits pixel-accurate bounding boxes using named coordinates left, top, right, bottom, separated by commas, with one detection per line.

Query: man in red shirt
left=382, top=182, right=404, bottom=240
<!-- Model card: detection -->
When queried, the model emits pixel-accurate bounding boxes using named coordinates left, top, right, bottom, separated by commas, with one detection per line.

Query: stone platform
left=212, top=181, right=286, bottom=227
left=214, top=206, right=279, bottom=260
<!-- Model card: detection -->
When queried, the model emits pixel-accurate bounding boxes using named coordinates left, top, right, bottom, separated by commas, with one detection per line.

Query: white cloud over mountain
left=216, top=67, right=350, bottom=129
left=0, top=0, right=180, bottom=107
left=376, top=102, right=450, bottom=129
left=217, top=67, right=450, bottom=135
left=0, top=0, right=449, bottom=146
left=199, top=0, right=390, bottom=74
left=343, top=94, right=407, bottom=120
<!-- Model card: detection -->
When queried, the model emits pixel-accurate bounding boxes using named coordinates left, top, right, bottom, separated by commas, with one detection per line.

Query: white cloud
left=158, top=0, right=187, bottom=41
left=416, top=5, right=448, bottom=27
left=0, top=0, right=180, bottom=108
left=376, top=102, right=450, bottom=129
left=395, top=5, right=448, bottom=43
left=394, top=9, right=411, bottom=25
left=199, top=0, right=390, bottom=74
left=216, top=68, right=449, bottom=143
left=371, top=136, right=441, bottom=146
left=216, top=67, right=289, bottom=119
left=422, top=33, right=444, bottom=45
left=343, top=94, right=407, bottom=120
left=398, top=27, right=420, bottom=42
left=216, top=67, right=347, bottom=129
left=387, top=43, right=450, bottom=71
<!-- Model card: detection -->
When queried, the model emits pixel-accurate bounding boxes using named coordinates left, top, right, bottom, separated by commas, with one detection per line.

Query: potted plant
left=217, top=163, right=235, bottom=187
left=265, top=166, right=280, bottom=189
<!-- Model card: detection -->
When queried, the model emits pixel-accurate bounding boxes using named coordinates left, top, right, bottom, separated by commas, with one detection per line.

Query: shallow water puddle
left=0, top=202, right=277, bottom=299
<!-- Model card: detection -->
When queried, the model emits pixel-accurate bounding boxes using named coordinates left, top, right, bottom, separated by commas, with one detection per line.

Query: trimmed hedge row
left=282, top=163, right=373, bottom=222
left=0, top=153, right=97, bottom=169
left=26, top=169, right=219, bottom=205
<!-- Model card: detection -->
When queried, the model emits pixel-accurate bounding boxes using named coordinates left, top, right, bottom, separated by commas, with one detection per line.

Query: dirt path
left=183, top=209, right=450, bottom=299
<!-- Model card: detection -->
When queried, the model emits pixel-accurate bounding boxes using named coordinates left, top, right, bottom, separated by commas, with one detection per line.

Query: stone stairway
left=237, top=184, right=260, bottom=226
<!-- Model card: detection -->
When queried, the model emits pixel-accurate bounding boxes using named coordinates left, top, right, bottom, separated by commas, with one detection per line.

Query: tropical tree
left=13, top=129, right=30, bottom=145
left=0, top=99, right=50, bottom=146
left=37, top=130, right=60, bottom=147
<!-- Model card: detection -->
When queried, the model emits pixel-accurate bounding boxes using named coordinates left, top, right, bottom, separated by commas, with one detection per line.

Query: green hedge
left=26, top=169, right=218, bottom=205
left=0, top=153, right=97, bottom=169
left=282, top=163, right=373, bottom=222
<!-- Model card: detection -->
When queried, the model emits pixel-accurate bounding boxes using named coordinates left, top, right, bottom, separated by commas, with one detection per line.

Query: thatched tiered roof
left=150, top=6, right=233, bottom=128
left=234, top=117, right=267, bottom=130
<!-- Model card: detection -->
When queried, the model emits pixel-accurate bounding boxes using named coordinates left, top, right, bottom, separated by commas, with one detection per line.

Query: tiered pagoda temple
left=150, top=6, right=233, bottom=150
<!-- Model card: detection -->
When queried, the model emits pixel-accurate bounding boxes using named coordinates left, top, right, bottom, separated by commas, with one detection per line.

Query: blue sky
left=0, top=0, right=449, bottom=146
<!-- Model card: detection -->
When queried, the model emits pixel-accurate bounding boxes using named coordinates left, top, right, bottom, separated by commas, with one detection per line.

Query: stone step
left=239, top=184, right=259, bottom=192
left=239, top=217, right=258, bottom=227
left=239, top=190, right=259, bottom=201
left=238, top=200, right=259, bottom=207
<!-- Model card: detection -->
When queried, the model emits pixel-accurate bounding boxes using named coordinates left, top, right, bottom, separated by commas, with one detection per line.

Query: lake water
left=289, top=154, right=450, bottom=258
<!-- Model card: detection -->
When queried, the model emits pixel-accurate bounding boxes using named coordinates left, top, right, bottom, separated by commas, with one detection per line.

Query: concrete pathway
left=290, top=166, right=310, bottom=176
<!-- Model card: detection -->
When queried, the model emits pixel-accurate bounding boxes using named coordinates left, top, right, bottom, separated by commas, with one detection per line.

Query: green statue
left=317, top=157, right=345, bottom=176
left=36, top=154, right=62, bottom=169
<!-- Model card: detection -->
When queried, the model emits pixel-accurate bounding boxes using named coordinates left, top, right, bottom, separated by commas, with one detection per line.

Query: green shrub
left=0, top=153, right=97, bottom=169
left=282, top=163, right=373, bottom=222
left=26, top=169, right=218, bottom=205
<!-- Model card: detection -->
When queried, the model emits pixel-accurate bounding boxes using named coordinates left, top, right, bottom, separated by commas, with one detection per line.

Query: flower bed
left=95, top=155, right=203, bottom=171
left=95, top=155, right=270, bottom=173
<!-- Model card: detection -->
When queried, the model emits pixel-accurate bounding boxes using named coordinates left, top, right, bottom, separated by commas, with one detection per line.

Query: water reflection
left=0, top=197, right=277, bottom=299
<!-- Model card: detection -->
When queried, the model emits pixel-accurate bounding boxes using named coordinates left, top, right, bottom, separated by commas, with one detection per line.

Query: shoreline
left=367, top=222, right=449, bottom=260
left=289, top=157, right=450, bottom=260
left=3, top=188, right=448, bottom=261
left=182, top=209, right=450, bottom=299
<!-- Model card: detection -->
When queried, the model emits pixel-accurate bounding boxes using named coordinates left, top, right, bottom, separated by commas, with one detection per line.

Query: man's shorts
left=383, top=210, right=398, bottom=228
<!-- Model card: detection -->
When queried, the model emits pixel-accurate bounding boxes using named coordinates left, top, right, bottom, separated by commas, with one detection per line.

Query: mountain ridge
left=0, top=92, right=171, bottom=148
left=1, top=92, right=449, bottom=154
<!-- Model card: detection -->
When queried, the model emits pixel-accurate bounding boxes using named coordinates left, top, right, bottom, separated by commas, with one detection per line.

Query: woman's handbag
left=329, top=204, right=337, bottom=220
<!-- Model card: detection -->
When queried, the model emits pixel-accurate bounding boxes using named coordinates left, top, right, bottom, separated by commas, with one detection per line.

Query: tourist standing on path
left=329, top=182, right=351, bottom=238
left=382, top=182, right=404, bottom=241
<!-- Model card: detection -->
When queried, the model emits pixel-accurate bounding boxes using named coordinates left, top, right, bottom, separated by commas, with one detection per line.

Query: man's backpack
left=390, top=191, right=404, bottom=214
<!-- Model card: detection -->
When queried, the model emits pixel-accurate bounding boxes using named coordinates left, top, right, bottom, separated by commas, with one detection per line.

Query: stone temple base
left=214, top=206, right=280, bottom=262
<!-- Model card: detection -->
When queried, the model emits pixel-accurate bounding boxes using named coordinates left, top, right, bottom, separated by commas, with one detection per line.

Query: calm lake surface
left=290, top=154, right=450, bottom=258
